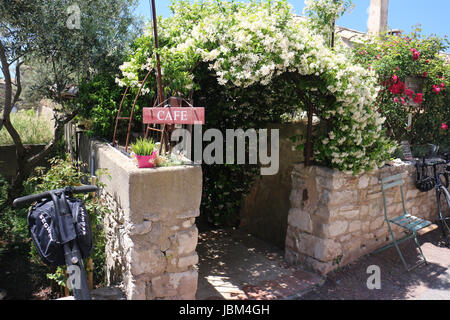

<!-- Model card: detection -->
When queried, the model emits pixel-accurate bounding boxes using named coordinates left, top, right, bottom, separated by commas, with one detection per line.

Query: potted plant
left=130, top=138, right=158, bottom=168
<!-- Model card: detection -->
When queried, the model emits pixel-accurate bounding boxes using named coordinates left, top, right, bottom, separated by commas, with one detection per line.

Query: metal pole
left=331, top=19, right=335, bottom=48
left=150, top=0, right=168, bottom=154
left=150, top=0, right=164, bottom=105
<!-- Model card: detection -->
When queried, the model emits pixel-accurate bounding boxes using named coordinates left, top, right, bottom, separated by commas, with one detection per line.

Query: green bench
left=373, top=173, right=438, bottom=271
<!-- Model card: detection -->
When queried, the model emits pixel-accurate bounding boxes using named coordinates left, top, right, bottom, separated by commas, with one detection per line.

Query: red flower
left=388, top=80, right=405, bottom=95
left=392, top=75, right=399, bottom=83
left=405, top=89, right=415, bottom=98
left=423, top=72, right=428, bottom=77
left=400, top=97, right=406, bottom=105
left=413, top=93, right=423, bottom=104
left=394, top=97, right=399, bottom=103
left=441, top=123, right=448, bottom=130
left=441, top=82, right=446, bottom=88
left=433, top=85, right=441, bottom=94
left=411, top=48, right=421, bottom=61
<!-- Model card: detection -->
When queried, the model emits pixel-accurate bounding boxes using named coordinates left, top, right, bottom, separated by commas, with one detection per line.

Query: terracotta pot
left=135, top=151, right=158, bottom=168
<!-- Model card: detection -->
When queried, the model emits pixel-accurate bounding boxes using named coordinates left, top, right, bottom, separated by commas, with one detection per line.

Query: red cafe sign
left=143, top=107, right=205, bottom=125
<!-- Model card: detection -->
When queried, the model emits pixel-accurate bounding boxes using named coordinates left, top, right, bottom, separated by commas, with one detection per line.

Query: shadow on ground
left=195, top=226, right=324, bottom=300
left=0, top=241, right=54, bottom=300
left=195, top=224, right=449, bottom=300
left=299, top=230, right=450, bottom=300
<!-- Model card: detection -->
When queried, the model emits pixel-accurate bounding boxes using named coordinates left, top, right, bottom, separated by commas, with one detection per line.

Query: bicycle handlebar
left=420, top=157, right=448, bottom=166
left=12, top=185, right=99, bottom=208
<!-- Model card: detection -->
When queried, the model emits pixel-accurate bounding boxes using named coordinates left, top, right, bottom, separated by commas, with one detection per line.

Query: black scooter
left=13, top=185, right=98, bottom=300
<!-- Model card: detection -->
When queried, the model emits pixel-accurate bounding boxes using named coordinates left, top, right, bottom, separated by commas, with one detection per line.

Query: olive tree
left=0, top=0, right=140, bottom=203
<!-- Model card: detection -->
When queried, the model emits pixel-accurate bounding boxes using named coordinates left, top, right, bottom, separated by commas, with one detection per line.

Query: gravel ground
left=299, top=229, right=450, bottom=300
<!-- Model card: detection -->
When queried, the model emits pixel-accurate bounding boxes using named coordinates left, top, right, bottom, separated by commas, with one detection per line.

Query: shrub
left=130, top=137, right=156, bottom=156
left=0, top=109, right=53, bottom=145
left=353, top=28, right=450, bottom=149
left=0, top=176, right=29, bottom=244
left=23, top=156, right=110, bottom=291
left=117, top=0, right=394, bottom=174
left=76, top=73, right=150, bottom=140
left=113, top=0, right=396, bottom=225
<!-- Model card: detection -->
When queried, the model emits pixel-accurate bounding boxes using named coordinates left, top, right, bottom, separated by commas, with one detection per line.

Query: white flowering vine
left=303, top=0, right=353, bottom=42
left=117, top=0, right=395, bottom=174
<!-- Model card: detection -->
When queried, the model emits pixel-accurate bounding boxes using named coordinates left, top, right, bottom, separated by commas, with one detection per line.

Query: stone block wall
left=89, top=140, right=202, bottom=299
left=0, top=144, right=46, bottom=181
left=285, top=162, right=438, bottom=275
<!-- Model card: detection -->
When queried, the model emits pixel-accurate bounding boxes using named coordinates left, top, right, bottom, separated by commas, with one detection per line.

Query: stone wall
left=0, top=144, right=46, bottom=181
left=88, top=140, right=202, bottom=299
left=285, top=162, right=438, bottom=275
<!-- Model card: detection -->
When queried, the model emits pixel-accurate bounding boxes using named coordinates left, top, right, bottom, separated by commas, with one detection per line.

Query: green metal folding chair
left=373, top=173, right=437, bottom=271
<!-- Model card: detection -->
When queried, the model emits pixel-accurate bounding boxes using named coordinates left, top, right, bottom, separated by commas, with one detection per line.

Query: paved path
left=196, top=227, right=449, bottom=300
left=196, top=228, right=324, bottom=300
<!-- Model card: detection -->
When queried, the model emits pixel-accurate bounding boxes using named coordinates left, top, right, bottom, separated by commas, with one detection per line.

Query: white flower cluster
left=303, top=0, right=349, bottom=18
left=116, top=0, right=394, bottom=174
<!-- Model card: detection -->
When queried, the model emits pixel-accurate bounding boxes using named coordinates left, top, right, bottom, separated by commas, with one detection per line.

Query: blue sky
left=136, top=0, right=450, bottom=51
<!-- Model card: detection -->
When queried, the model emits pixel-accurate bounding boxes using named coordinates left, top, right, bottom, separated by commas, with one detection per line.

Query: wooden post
left=64, top=270, right=70, bottom=297
left=305, top=104, right=313, bottom=166
left=87, top=259, right=94, bottom=290
left=87, top=175, right=97, bottom=290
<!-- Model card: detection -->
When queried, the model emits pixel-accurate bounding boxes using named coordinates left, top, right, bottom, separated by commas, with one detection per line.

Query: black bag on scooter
left=27, top=191, right=93, bottom=267
left=65, top=195, right=93, bottom=259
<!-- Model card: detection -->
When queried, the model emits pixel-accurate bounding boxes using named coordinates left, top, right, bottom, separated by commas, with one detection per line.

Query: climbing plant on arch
left=116, top=0, right=396, bottom=174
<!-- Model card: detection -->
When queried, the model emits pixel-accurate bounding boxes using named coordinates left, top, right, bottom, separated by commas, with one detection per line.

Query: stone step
left=56, top=286, right=126, bottom=300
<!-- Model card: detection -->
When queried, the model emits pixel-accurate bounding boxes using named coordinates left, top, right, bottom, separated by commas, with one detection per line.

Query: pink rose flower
left=441, top=123, right=448, bottom=130
left=410, top=48, right=420, bottom=61
left=413, top=93, right=423, bottom=104
left=405, top=89, right=414, bottom=98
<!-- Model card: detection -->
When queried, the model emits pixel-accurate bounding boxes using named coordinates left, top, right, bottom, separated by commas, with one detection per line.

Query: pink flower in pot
left=135, top=151, right=158, bottom=168
left=130, top=138, right=158, bottom=168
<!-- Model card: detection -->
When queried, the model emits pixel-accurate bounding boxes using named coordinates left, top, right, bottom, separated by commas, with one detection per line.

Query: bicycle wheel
left=437, top=186, right=450, bottom=247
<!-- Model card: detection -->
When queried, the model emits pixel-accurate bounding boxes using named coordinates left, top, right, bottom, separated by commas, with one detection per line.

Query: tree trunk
left=0, top=40, right=13, bottom=131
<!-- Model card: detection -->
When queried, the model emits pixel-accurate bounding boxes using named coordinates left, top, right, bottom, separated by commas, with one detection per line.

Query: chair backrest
left=381, top=173, right=407, bottom=219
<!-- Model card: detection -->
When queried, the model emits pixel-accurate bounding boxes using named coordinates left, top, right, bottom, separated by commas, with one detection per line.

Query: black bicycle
left=13, top=185, right=98, bottom=300
left=414, top=144, right=450, bottom=248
